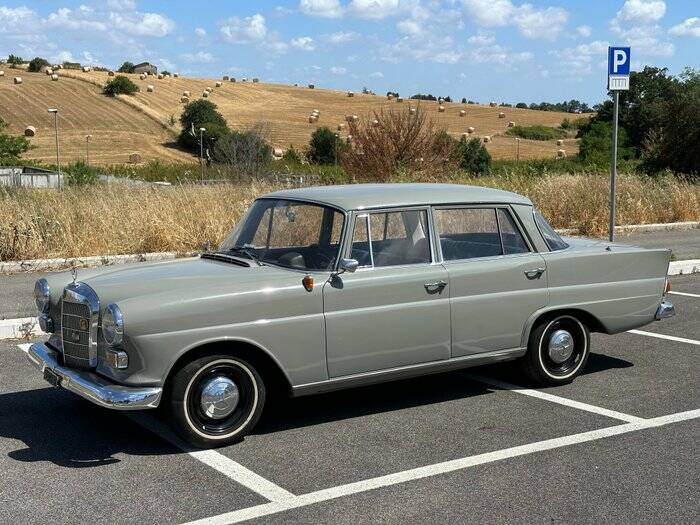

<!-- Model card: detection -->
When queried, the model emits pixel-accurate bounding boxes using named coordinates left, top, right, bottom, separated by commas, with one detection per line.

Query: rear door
left=323, top=207, right=451, bottom=377
left=434, top=205, right=548, bottom=357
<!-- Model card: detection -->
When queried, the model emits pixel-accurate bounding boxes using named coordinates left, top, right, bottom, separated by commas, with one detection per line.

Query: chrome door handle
left=524, top=267, right=546, bottom=279
left=424, top=280, right=448, bottom=293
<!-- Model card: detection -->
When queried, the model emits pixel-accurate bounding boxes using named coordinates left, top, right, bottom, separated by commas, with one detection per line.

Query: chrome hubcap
left=200, top=376, right=240, bottom=419
left=548, top=329, right=574, bottom=363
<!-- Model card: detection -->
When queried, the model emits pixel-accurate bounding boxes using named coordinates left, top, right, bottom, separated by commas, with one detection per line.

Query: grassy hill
left=1, top=68, right=582, bottom=165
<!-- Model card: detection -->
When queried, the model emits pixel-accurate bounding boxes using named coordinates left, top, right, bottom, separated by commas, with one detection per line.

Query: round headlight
left=34, top=278, right=50, bottom=313
left=102, top=303, right=124, bottom=347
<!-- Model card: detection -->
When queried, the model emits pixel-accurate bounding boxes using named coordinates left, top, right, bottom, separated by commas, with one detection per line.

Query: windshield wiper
left=224, top=246, right=264, bottom=266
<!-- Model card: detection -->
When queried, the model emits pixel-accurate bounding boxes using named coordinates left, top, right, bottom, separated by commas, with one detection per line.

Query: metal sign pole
left=609, top=90, right=619, bottom=242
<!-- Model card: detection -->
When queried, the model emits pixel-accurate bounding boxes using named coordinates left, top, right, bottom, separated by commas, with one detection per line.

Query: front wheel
left=167, top=355, right=265, bottom=448
left=521, top=314, right=590, bottom=386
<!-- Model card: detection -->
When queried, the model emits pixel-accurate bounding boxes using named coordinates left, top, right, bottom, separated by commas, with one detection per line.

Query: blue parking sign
left=608, top=47, right=631, bottom=75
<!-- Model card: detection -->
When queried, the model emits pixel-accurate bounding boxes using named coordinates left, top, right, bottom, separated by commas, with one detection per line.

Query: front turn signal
left=302, top=275, right=314, bottom=292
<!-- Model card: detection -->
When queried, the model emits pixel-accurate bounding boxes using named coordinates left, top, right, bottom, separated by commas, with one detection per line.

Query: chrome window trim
left=432, top=204, right=535, bottom=263
left=344, top=206, right=436, bottom=271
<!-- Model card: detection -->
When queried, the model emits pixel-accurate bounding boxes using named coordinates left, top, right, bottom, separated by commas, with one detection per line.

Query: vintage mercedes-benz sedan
left=27, top=184, right=675, bottom=447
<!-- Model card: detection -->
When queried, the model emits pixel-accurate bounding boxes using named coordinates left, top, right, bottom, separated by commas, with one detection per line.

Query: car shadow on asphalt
left=255, top=352, right=634, bottom=435
left=0, top=386, right=177, bottom=468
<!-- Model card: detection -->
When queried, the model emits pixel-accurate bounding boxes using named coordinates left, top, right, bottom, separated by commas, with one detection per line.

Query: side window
left=435, top=208, right=502, bottom=260
left=350, top=210, right=431, bottom=268
left=497, top=209, right=529, bottom=254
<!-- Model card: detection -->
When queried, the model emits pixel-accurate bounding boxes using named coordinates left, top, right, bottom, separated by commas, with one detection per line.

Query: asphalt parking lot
left=0, top=274, right=698, bottom=524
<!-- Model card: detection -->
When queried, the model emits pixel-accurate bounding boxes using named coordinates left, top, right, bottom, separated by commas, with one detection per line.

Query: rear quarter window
left=533, top=209, right=569, bottom=251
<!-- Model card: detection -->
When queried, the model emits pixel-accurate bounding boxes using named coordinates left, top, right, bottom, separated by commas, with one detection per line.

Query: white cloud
left=669, top=17, right=700, bottom=38
left=291, top=36, right=315, bottom=51
left=0, top=5, right=36, bottom=26
left=349, top=0, right=400, bottom=20
left=195, top=27, right=207, bottom=38
left=220, top=14, right=267, bottom=43
left=397, top=19, right=423, bottom=36
left=114, top=12, right=176, bottom=37
left=467, top=31, right=495, bottom=46
left=53, top=50, right=75, bottom=63
left=299, top=0, right=343, bottom=18
left=106, top=0, right=137, bottom=10
left=46, top=8, right=107, bottom=32
left=181, top=51, right=215, bottom=63
left=576, top=25, right=592, bottom=37
left=615, top=0, right=666, bottom=24
left=550, top=40, right=609, bottom=75
left=369, top=71, right=383, bottom=78
left=461, top=0, right=569, bottom=40
left=330, top=66, right=347, bottom=74
left=323, top=31, right=358, bottom=43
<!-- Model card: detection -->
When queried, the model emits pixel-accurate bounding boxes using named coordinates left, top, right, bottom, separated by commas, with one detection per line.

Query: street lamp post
left=85, top=134, right=92, bottom=166
left=199, top=127, right=206, bottom=182
left=48, top=108, right=60, bottom=189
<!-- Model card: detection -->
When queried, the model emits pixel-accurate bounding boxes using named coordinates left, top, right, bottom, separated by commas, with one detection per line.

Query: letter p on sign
left=608, top=46, right=631, bottom=90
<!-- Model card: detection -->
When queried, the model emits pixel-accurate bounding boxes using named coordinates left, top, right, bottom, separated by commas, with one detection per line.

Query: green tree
left=578, top=121, right=634, bottom=166
left=455, top=136, right=491, bottom=174
left=27, top=57, right=50, bottom=72
left=65, top=161, right=99, bottom=185
left=6, top=54, right=23, bottom=66
left=117, top=61, right=135, bottom=73
left=0, top=119, right=30, bottom=160
left=178, top=99, right=230, bottom=152
left=307, top=127, right=339, bottom=164
left=515, top=102, right=528, bottom=109
left=103, top=75, right=139, bottom=96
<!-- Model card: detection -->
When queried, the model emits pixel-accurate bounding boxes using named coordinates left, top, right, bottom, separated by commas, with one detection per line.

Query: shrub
left=455, top=137, right=491, bottom=175
left=578, top=121, right=634, bottom=166
left=0, top=134, right=30, bottom=160
left=307, top=127, right=340, bottom=165
left=211, top=124, right=271, bottom=179
left=117, top=61, right=135, bottom=73
left=282, top=145, right=302, bottom=163
left=103, top=75, right=139, bottom=96
left=505, top=125, right=566, bottom=141
left=515, top=102, right=528, bottom=109
left=6, top=54, right=23, bottom=66
left=27, top=57, right=50, bottom=72
left=461, top=97, right=467, bottom=104
left=340, top=106, right=457, bottom=182
left=178, top=99, right=230, bottom=152
left=161, top=70, right=171, bottom=76
left=65, top=161, right=99, bottom=186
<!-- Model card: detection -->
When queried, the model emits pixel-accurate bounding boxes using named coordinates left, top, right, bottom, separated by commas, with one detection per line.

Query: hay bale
left=183, top=90, right=190, bottom=97
left=206, top=87, right=213, bottom=93
left=483, top=135, right=491, bottom=143
left=223, top=75, right=229, bottom=81
left=0, top=70, right=4, bottom=77
left=180, top=96, right=190, bottom=103
left=438, top=105, right=445, bottom=113
left=140, top=73, right=146, bottom=80
left=337, top=124, right=345, bottom=131
left=346, top=135, right=353, bottom=144
left=13, top=77, right=22, bottom=84
left=498, top=112, right=505, bottom=118
left=202, top=91, right=209, bottom=98
left=107, top=70, right=115, bottom=76
left=174, top=73, right=179, bottom=78
left=252, top=78, right=259, bottom=83
left=489, top=101, right=497, bottom=107
left=230, top=77, right=236, bottom=82
left=129, top=153, right=142, bottom=164
left=396, top=97, right=403, bottom=103
left=438, top=97, right=444, bottom=104
left=467, top=126, right=475, bottom=133
left=387, top=93, right=394, bottom=100
left=459, top=110, right=466, bottom=117
left=557, top=149, right=566, bottom=158
left=45, top=68, right=53, bottom=75
left=372, top=119, right=380, bottom=127
left=147, top=85, right=154, bottom=92
left=308, top=83, right=314, bottom=89
left=82, top=66, right=91, bottom=72
left=461, top=132, right=469, bottom=139
left=347, top=91, right=354, bottom=97
left=556, top=139, right=564, bottom=146
left=508, top=121, right=515, bottom=127
left=242, top=77, right=247, bottom=82
left=24, top=126, right=36, bottom=137
left=308, top=115, right=316, bottom=123
left=216, top=81, right=222, bottom=87
left=157, top=73, right=164, bottom=79
left=51, top=74, right=59, bottom=81
left=345, top=114, right=358, bottom=123
left=272, top=147, right=283, bottom=158
left=409, top=108, right=416, bottom=115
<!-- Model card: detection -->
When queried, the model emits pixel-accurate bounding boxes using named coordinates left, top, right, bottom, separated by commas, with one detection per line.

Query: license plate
left=43, top=367, right=62, bottom=387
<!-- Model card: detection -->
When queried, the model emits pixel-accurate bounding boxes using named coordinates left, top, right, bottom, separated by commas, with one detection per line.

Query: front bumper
left=26, top=342, right=162, bottom=410
left=655, top=300, right=675, bottom=320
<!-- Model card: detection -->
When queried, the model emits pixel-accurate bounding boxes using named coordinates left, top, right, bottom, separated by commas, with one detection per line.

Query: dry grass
left=1, top=175, right=698, bottom=261
left=2, top=69, right=580, bottom=165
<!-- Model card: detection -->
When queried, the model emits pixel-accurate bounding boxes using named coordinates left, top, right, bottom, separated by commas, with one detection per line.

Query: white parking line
left=628, top=330, right=700, bottom=346
left=182, top=408, right=700, bottom=525
left=466, top=374, right=645, bottom=423
left=15, top=343, right=295, bottom=504
left=669, top=291, right=700, bottom=298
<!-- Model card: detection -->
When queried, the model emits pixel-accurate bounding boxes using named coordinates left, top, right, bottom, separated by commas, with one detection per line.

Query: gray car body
left=40, top=183, right=671, bottom=400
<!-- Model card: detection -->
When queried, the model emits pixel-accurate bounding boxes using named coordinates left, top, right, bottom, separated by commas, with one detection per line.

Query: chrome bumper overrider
left=26, top=342, right=162, bottom=410
left=655, top=300, right=675, bottom=320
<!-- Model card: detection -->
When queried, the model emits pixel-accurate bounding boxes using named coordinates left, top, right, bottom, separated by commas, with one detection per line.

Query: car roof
left=262, top=183, right=532, bottom=211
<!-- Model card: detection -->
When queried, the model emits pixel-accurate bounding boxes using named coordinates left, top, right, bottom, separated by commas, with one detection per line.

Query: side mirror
left=339, top=258, right=359, bottom=273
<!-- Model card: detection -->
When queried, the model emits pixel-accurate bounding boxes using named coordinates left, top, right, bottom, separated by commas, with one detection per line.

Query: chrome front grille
left=61, top=283, right=99, bottom=369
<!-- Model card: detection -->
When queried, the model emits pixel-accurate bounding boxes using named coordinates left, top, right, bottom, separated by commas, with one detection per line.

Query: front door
left=433, top=205, right=549, bottom=356
left=323, top=208, right=451, bottom=378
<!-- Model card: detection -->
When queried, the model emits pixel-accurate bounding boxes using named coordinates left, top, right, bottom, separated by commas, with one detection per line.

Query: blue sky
left=1, top=1, right=698, bottom=104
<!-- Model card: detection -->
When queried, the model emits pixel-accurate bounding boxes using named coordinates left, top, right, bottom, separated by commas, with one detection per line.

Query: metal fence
left=0, top=167, right=63, bottom=188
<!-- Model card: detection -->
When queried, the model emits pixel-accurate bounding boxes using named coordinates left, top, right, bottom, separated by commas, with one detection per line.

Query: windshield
left=220, top=199, right=345, bottom=271
left=533, top=209, right=569, bottom=251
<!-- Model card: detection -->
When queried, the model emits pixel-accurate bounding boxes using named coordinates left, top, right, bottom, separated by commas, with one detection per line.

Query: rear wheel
left=167, top=354, right=265, bottom=448
left=521, top=314, right=590, bottom=386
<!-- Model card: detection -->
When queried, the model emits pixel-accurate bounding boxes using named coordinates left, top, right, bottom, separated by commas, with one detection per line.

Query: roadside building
left=133, top=62, right=157, bottom=75
left=63, top=62, right=82, bottom=70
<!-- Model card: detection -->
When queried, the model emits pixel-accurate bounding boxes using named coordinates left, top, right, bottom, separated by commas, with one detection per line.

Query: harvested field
left=0, top=71, right=192, bottom=164
left=25, top=69, right=582, bottom=163
left=1, top=174, right=697, bottom=261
